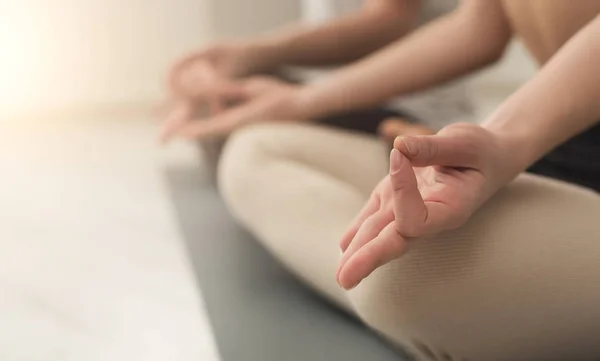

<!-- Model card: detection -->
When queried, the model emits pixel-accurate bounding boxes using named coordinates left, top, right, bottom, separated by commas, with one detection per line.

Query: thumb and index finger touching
left=394, top=131, right=480, bottom=169
left=392, top=133, right=479, bottom=234
left=173, top=60, right=248, bottom=111
left=163, top=61, right=252, bottom=142
left=337, top=133, right=479, bottom=289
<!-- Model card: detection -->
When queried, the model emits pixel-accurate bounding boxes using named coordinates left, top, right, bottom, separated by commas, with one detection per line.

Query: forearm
left=245, top=0, right=419, bottom=71
left=483, top=15, right=600, bottom=175
left=297, top=1, right=511, bottom=118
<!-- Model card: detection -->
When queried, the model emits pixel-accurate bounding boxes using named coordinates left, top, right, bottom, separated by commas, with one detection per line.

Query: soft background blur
left=0, top=1, right=535, bottom=361
left=0, top=0, right=300, bottom=120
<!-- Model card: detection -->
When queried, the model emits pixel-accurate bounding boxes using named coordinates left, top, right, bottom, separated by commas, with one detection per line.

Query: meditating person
left=164, top=1, right=600, bottom=360
left=162, top=0, right=464, bottom=144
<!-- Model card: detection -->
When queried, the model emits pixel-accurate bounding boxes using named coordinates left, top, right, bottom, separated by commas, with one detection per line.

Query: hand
left=161, top=76, right=308, bottom=142
left=336, top=123, right=517, bottom=289
left=162, top=51, right=255, bottom=142
left=169, top=41, right=271, bottom=102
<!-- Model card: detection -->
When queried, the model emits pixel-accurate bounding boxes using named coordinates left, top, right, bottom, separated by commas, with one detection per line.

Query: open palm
left=337, top=123, right=510, bottom=289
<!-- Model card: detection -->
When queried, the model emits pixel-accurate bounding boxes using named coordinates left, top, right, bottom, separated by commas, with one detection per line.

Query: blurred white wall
left=0, top=0, right=299, bottom=120
left=212, top=0, right=299, bottom=37
left=301, top=0, right=335, bottom=23
left=0, top=0, right=216, bottom=119
left=0, top=0, right=304, bottom=120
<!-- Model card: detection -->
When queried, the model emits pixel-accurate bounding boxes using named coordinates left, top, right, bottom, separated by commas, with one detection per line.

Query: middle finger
left=336, top=209, right=394, bottom=283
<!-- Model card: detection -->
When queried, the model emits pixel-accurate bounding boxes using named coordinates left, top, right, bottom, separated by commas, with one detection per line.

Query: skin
left=337, top=1, right=600, bottom=289
left=163, top=1, right=600, bottom=289
left=164, top=0, right=511, bottom=140
left=161, top=0, right=420, bottom=141
left=503, top=0, right=600, bottom=64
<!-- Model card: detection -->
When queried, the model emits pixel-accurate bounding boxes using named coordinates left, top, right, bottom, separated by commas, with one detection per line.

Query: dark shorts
left=527, top=123, right=600, bottom=193
left=318, top=108, right=418, bottom=135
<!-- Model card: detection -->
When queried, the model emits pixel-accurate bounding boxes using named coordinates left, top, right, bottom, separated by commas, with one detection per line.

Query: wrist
left=223, top=39, right=279, bottom=77
left=244, top=36, right=288, bottom=73
left=481, top=111, right=541, bottom=177
left=293, top=83, right=343, bottom=120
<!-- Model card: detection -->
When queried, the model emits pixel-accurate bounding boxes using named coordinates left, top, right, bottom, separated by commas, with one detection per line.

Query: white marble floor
left=0, top=117, right=220, bottom=361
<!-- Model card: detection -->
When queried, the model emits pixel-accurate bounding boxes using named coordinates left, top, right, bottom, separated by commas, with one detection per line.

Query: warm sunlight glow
left=0, top=7, right=42, bottom=119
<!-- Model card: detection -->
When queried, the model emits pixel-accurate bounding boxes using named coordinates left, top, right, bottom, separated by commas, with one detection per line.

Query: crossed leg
left=219, top=122, right=600, bottom=361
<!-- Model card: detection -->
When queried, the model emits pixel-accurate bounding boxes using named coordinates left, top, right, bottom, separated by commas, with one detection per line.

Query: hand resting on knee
left=336, top=122, right=523, bottom=289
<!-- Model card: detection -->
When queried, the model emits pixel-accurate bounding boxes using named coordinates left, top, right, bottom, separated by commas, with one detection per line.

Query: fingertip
left=394, top=135, right=417, bottom=157
left=337, top=254, right=375, bottom=290
left=342, top=227, right=409, bottom=291
left=335, top=264, right=344, bottom=287
left=389, top=149, right=415, bottom=192
left=337, top=265, right=361, bottom=290
left=338, top=251, right=377, bottom=290
left=392, top=135, right=404, bottom=150
left=390, top=148, right=403, bottom=175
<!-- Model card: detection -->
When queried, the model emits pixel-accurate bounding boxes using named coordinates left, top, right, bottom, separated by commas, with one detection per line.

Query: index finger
left=389, top=149, right=427, bottom=238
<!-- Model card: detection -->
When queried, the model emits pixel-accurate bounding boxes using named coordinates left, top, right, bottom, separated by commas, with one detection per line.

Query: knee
left=217, top=124, right=273, bottom=215
left=347, top=176, right=600, bottom=361
left=346, top=237, right=499, bottom=361
left=348, top=260, right=435, bottom=361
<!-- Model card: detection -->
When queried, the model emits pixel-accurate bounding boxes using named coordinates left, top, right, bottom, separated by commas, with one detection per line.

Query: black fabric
left=318, top=108, right=419, bottom=135
left=527, top=122, right=600, bottom=192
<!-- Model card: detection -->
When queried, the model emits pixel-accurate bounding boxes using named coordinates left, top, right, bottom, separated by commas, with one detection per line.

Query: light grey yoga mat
left=164, top=165, right=410, bottom=361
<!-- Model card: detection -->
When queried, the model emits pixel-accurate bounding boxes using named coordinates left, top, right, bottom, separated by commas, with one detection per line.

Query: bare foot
left=378, top=117, right=435, bottom=146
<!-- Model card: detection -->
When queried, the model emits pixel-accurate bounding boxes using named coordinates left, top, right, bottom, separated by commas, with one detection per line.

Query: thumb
left=394, top=134, right=480, bottom=168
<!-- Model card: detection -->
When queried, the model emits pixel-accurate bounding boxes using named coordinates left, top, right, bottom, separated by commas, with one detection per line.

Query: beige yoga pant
left=217, top=122, right=600, bottom=361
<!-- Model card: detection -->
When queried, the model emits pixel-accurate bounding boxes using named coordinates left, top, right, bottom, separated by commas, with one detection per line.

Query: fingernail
left=396, top=136, right=417, bottom=156
left=393, top=135, right=403, bottom=148
left=348, top=280, right=360, bottom=290
left=390, top=148, right=402, bottom=175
